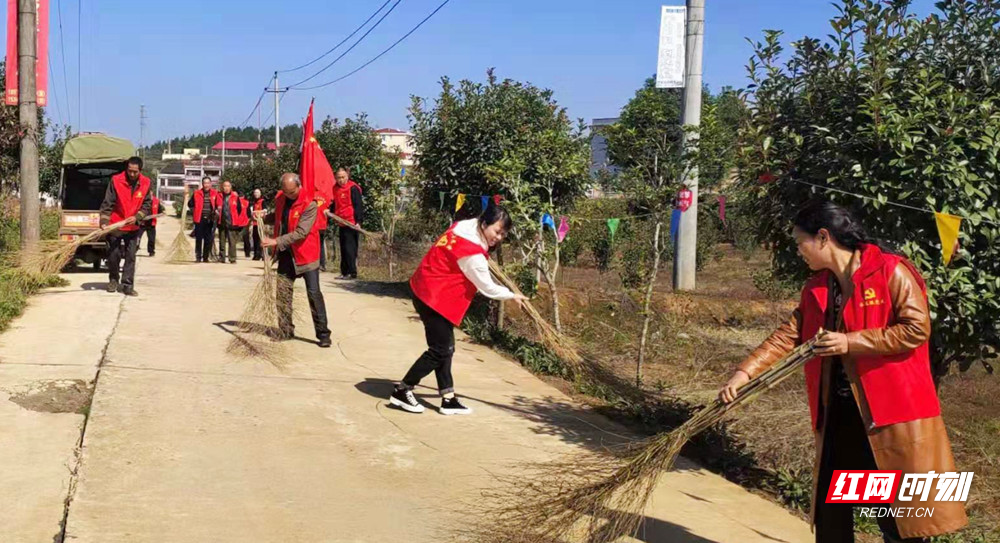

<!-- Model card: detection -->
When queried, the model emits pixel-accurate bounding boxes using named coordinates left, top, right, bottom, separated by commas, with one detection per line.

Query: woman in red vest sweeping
left=390, top=205, right=527, bottom=415
left=98, top=156, right=152, bottom=296
left=719, top=200, right=966, bottom=542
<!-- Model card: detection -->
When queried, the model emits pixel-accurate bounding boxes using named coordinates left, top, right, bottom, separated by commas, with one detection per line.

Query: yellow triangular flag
left=455, top=193, right=466, bottom=212
left=934, top=212, right=962, bottom=265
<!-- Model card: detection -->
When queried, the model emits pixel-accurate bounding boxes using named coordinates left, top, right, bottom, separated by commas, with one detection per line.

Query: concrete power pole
left=18, top=0, right=40, bottom=245
left=672, top=0, right=704, bottom=291
left=221, top=127, right=226, bottom=178
left=139, top=105, right=147, bottom=161
left=273, top=72, right=280, bottom=148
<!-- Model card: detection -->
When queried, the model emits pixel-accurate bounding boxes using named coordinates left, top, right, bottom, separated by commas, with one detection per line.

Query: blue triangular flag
left=541, top=213, right=555, bottom=230
left=481, top=195, right=489, bottom=211
left=670, top=209, right=682, bottom=245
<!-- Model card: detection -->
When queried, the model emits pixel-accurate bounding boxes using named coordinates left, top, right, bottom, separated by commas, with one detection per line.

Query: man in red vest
left=261, top=173, right=331, bottom=348
left=99, top=156, right=152, bottom=296
left=247, top=188, right=265, bottom=260
left=187, top=177, right=219, bottom=263
left=328, top=167, right=364, bottom=279
left=139, top=195, right=163, bottom=257
left=216, top=180, right=243, bottom=264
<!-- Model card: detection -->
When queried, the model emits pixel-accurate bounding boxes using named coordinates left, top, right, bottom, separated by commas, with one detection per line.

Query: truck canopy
left=62, top=134, right=136, bottom=165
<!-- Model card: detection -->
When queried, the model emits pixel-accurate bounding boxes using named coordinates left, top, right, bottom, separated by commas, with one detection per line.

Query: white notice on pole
left=656, top=6, right=686, bottom=88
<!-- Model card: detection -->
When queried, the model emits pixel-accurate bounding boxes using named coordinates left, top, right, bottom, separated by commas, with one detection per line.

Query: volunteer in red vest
left=139, top=195, right=162, bottom=257
left=247, top=188, right=265, bottom=261
left=215, top=180, right=243, bottom=264
left=261, top=173, right=331, bottom=348
left=98, top=156, right=152, bottom=296
left=719, top=200, right=966, bottom=541
left=187, top=177, right=219, bottom=263
left=328, top=167, right=364, bottom=279
left=239, top=194, right=252, bottom=259
left=390, top=205, right=527, bottom=415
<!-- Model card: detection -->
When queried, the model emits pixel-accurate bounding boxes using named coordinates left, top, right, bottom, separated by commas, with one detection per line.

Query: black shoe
left=318, top=337, right=332, bottom=348
left=440, top=397, right=472, bottom=416
left=230, top=260, right=237, bottom=264
left=389, top=387, right=425, bottom=413
left=148, top=252, right=155, bottom=257
left=106, top=280, right=119, bottom=293
left=122, top=287, right=138, bottom=297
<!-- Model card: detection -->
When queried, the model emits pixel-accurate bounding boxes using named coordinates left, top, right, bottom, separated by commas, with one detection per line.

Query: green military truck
left=57, top=133, right=136, bottom=270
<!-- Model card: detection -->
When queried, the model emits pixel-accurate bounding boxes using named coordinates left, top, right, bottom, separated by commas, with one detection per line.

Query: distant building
left=590, top=117, right=620, bottom=176
left=374, top=128, right=415, bottom=168
left=210, top=141, right=286, bottom=157
left=161, top=148, right=202, bottom=161
left=156, top=158, right=226, bottom=205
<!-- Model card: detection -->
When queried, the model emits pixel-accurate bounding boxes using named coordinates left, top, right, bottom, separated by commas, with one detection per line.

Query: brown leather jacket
left=738, top=262, right=967, bottom=538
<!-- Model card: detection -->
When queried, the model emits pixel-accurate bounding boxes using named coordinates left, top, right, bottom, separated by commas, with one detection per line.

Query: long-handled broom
left=226, top=216, right=293, bottom=367
left=166, top=187, right=194, bottom=264
left=477, top=334, right=823, bottom=543
left=21, top=214, right=162, bottom=276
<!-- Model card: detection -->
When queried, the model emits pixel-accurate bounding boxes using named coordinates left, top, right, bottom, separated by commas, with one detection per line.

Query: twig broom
left=166, top=187, right=194, bottom=264
left=479, top=334, right=824, bottom=543
left=21, top=215, right=161, bottom=276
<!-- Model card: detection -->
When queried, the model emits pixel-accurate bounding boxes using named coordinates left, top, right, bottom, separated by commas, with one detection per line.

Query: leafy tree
left=737, top=0, right=1000, bottom=375
left=410, top=69, right=591, bottom=329
left=225, top=145, right=299, bottom=202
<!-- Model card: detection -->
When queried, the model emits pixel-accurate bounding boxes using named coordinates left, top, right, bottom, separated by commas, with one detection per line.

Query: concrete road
left=0, top=217, right=813, bottom=543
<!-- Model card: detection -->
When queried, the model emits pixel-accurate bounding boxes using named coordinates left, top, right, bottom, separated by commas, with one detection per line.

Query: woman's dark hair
left=479, top=204, right=513, bottom=232
left=793, top=199, right=895, bottom=253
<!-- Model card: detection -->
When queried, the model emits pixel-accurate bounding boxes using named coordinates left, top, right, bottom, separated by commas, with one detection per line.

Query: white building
left=375, top=128, right=415, bottom=168
left=161, top=148, right=202, bottom=161
left=156, top=158, right=224, bottom=205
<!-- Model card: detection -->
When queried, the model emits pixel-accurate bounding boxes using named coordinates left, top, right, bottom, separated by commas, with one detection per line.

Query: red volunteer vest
left=109, top=172, right=151, bottom=232
left=217, top=191, right=240, bottom=226
left=409, top=224, right=489, bottom=326
left=236, top=197, right=250, bottom=227
left=150, top=197, right=160, bottom=227
left=331, top=180, right=361, bottom=225
left=192, top=189, right=219, bottom=224
left=273, top=191, right=321, bottom=267
left=799, top=244, right=940, bottom=430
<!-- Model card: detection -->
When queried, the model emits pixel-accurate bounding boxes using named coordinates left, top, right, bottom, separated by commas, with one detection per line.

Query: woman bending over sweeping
left=719, top=200, right=966, bottom=542
left=391, top=205, right=527, bottom=415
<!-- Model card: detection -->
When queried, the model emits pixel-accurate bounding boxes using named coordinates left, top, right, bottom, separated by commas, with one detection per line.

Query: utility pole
left=672, top=0, right=704, bottom=291
left=18, top=0, right=40, bottom=245
left=139, top=104, right=147, bottom=161
left=221, top=127, right=226, bottom=178
left=273, top=72, right=280, bottom=147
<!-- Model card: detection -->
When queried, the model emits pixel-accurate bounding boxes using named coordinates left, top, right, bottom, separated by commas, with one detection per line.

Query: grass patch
left=0, top=267, right=68, bottom=332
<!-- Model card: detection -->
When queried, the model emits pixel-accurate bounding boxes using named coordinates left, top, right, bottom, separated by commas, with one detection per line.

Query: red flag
left=299, top=99, right=335, bottom=230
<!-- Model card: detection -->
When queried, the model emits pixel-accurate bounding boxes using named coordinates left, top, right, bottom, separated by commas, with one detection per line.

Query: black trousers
left=218, top=225, right=239, bottom=262
left=139, top=224, right=156, bottom=254
left=319, top=229, right=329, bottom=270
left=242, top=227, right=251, bottom=258
left=401, top=295, right=456, bottom=396
left=276, top=251, right=331, bottom=341
left=814, top=392, right=927, bottom=543
left=194, top=221, right=214, bottom=262
left=339, top=228, right=359, bottom=277
left=107, top=230, right=140, bottom=288
left=251, top=226, right=262, bottom=260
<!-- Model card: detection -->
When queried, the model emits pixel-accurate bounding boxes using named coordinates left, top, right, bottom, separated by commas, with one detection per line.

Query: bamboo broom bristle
left=167, top=190, right=194, bottom=264
left=20, top=215, right=161, bottom=276
left=477, top=335, right=823, bottom=543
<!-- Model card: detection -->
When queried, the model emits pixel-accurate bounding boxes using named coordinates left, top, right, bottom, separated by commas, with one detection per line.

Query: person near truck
left=99, top=156, right=152, bottom=296
left=260, top=173, right=331, bottom=349
left=188, top=177, right=219, bottom=263
left=327, top=167, right=364, bottom=279
left=216, top=180, right=243, bottom=264
left=139, top=195, right=162, bottom=257
left=247, top=188, right=265, bottom=261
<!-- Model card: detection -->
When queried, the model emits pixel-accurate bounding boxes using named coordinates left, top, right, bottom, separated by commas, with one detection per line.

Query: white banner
left=656, top=6, right=686, bottom=88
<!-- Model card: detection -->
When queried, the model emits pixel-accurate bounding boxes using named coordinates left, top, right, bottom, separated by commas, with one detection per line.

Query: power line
left=261, top=91, right=287, bottom=129
left=278, top=0, right=394, bottom=74
left=289, top=0, right=452, bottom=91
left=237, top=75, right=273, bottom=129
left=285, top=0, right=405, bottom=89
left=56, top=0, right=72, bottom=128
left=47, top=52, right=65, bottom=127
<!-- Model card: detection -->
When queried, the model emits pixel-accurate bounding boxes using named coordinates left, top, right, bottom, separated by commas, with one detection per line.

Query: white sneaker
left=390, top=387, right=425, bottom=413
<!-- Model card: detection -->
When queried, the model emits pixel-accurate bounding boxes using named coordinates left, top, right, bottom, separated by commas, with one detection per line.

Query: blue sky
left=4, top=0, right=939, bottom=145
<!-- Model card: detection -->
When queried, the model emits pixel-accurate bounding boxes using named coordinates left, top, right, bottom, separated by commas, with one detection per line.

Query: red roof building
left=211, top=141, right=289, bottom=152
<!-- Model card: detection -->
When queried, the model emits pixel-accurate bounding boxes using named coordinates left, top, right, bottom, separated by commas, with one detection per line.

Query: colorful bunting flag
left=607, top=218, right=620, bottom=242
left=541, top=213, right=555, bottom=231
left=934, top=212, right=962, bottom=265
left=556, top=216, right=570, bottom=243
left=718, top=195, right=727, bottom=224
left=670, top=209, right=682, bottom=245
left=493, top=194, right=503, bottom=205
left=455, top=193, right=466, bottom=212
left=481, top=195, right=489, bottom=211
